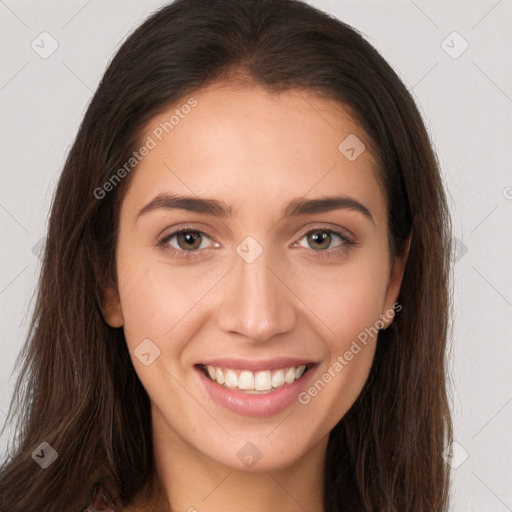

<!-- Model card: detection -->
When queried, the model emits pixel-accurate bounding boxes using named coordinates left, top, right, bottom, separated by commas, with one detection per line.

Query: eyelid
left=296, top=224, right=355, bottom=242
left=157, top=223, right=216, bottom=239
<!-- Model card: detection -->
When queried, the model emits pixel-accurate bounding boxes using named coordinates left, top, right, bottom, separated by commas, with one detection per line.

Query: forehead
left=122, top=81, right=385, bottom=225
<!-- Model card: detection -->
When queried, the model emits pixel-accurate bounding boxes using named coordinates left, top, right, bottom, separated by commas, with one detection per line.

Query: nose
left=216, top=245, right=296, bottom=342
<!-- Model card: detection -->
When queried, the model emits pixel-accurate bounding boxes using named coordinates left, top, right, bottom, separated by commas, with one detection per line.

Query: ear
left=100, top=283, right=124, bottom=328
left=381, top=233, right=411, bottom=329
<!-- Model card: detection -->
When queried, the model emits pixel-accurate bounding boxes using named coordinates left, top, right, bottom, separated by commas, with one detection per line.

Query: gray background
left=1, top=0, right=511, bottom=510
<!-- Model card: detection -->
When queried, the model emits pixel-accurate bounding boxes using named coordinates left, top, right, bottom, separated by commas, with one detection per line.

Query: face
left=102, top=80, right=407, bottom=473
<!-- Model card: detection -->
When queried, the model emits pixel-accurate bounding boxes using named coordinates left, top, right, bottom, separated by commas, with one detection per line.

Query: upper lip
left=196, top=357, right=317, bottom=372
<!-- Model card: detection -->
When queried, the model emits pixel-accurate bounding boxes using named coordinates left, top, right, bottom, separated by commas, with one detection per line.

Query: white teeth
left=284, top=367, right=296, bottom=384
left=203, top=364, right=308, bottom=392
left=271, top=369, right=285, bottom=388
left=254, top=370, right=272, bottom=391
left=238, top=371, right=254, bottom=390
left=224, top=369, right=238, bottom=389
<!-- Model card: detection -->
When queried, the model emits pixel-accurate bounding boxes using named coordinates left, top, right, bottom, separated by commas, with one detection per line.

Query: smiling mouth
left=196, top=363, right=315, bottom=394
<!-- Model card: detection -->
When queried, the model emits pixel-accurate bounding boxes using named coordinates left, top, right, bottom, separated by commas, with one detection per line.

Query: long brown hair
left=0, top=0, right=453, bottom=510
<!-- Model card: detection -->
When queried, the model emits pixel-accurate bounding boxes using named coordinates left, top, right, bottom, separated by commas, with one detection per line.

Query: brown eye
left=159, top=229, right=216, bottom=254
left=295, top=228, right=356, bottom=258
left=176, top=231, right=203, bottom=251
left=307, top=230, right=333, bottom=251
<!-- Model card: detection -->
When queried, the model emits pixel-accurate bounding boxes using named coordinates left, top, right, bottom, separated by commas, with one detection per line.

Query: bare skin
left=102, top=78, right=408, bottom=512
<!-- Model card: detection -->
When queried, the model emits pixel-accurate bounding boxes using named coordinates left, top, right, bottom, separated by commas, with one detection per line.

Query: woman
left=0, top=0, right=453, bottom=510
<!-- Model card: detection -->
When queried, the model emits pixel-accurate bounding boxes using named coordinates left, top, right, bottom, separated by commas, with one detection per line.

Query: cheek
left=116, top=249, right=201, bottom=331
left=288, top=251, right=388, bottom=414
left=115, top=250, right=228, bottom=369
left=288, top=253, right=390, bottom=343
left=114, top=255, right=200, bottom=400
left=117, top=261, right=172, bottom=340
left=296, top=268, right=384, bottom=424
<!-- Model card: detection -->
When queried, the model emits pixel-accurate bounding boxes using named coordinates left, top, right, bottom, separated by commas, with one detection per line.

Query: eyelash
left=156, top=226, right=357, bottom=262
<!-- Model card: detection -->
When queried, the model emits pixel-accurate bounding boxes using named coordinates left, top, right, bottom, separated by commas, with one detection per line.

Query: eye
left=295, top=228, right=355, bottom=252
left=156, top=226, right=356, bottom=261
left=157, top=228, right=218, bottom=256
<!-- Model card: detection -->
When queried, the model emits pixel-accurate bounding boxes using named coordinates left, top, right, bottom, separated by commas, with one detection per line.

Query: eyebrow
left=136, top=192, right=374, bottom=224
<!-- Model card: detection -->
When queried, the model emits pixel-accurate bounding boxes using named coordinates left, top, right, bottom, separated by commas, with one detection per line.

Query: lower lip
left=195, top=365, right=317, bottom=417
